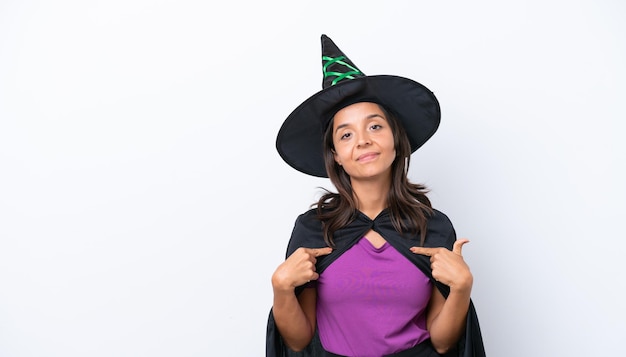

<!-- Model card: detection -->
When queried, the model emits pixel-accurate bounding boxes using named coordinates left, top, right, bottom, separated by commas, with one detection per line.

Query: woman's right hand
left=272, top=247, right=333, bottom=292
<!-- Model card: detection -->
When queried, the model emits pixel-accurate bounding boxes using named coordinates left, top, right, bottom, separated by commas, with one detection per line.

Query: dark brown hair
left=314, top=103, right=433, bottom=247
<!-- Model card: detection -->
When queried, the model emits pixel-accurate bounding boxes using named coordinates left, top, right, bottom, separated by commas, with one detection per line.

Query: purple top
left=315, top=237, right=432, bottom=357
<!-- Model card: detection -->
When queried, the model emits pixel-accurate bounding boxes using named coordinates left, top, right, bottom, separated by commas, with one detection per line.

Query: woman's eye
left=340, top=132, right=352, bottom=140
left=371, top=124, right=382, bottom=130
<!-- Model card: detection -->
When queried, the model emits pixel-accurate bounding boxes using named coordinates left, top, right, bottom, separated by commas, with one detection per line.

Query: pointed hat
left=276, top=35, right=441, bottom=178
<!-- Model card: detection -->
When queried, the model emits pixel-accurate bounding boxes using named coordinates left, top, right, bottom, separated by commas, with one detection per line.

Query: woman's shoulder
left=425, top=208, right=457, bottom=248
left=294, top=207, right=320, bottom=224
left=430, top=208, right=453, bottom=226
left=286, top=207, right=326, bottom=256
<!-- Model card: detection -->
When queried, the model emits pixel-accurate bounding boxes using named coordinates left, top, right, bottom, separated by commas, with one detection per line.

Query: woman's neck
left=352, top=179, right=391, bottom=219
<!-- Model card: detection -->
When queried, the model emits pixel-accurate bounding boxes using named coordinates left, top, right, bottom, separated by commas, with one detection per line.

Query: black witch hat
left=276, top=35, right=441, bottom=178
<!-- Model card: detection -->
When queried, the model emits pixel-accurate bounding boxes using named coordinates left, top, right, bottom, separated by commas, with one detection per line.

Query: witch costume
left=267, top=35, right=486, bottom=357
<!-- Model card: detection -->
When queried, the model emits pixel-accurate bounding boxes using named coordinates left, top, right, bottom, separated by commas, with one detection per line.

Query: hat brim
left=276, top=75, right=441, bottom=178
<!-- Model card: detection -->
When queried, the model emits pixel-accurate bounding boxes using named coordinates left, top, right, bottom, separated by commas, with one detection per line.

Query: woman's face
left=331, top=102, right=396, bottom=181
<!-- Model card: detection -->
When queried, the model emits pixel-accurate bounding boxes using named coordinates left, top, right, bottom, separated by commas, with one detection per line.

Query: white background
left=1, top=1, right=625, bottom=356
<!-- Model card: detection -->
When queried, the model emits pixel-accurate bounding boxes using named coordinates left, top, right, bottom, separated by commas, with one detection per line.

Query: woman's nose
left=356, top=133, right=371, bottom=147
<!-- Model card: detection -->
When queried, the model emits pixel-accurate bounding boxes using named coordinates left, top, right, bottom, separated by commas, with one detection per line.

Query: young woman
left=267, top=35, right=485, bottom=357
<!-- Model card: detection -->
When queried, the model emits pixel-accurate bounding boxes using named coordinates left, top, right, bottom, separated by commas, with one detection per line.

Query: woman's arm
left=411, top=239, right=473, bottom=354
left=425, top=279, right=472, bottom=354
left=271, top=247, right=332, bottom=351
left=272, top=286, right=317, bottom=351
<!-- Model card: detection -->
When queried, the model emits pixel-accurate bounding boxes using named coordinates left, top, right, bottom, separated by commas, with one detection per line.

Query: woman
left=267, top=35, right=485, bottom=357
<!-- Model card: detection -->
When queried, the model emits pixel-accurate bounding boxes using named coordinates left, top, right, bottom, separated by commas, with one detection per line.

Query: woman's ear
left=332, top=148, right=342, bottom=165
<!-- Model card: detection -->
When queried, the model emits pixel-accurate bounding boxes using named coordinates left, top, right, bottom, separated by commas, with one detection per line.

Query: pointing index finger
left=409, top=246, right=438, bottom=257
left=310, top=247, right=333, bottom=257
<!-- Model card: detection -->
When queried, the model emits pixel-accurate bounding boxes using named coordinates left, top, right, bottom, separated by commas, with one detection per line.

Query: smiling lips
left=356, top=152, right=379, bottom=162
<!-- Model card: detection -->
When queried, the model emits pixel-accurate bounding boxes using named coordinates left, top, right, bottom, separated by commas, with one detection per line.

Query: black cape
left=266, top=208, right=486, bottom=357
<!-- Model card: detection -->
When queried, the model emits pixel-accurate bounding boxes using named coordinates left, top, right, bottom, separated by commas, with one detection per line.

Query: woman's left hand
left=410, top=239, right=473, bottom=293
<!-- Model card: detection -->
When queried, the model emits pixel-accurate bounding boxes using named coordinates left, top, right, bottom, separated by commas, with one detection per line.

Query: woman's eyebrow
left=334, top=123, right=350, bottom=132
left=366, top=113, right=384, bottom=120
left=334, top=114, right=384, bottom=133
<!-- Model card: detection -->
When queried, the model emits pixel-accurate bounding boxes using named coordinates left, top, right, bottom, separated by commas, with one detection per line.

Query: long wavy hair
left=314, top=103, right=433, bottom=247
